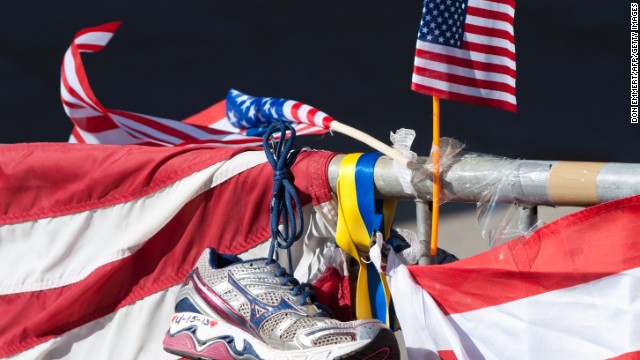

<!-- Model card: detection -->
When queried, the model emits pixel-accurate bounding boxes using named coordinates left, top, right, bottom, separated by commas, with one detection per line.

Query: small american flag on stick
left=62, top=22, right=411, bottom=165
left=411, top=0, right=516, bottom=112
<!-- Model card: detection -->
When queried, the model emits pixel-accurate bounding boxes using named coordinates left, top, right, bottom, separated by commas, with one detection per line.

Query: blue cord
left=263, top=121, right=303, bottom=273
left=262, top=121, right=333, bottom=318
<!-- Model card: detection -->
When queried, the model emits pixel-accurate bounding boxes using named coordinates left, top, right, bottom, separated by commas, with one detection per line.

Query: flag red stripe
left=0, top=144, right=242, bottom=224
left=321, top=116, right=332, bottom=129
left=409, top=194, right=640, bottom=314
left=70, top=127, right=86, bottom=143
left=464, top=23, right=514, bottom=44
left=467, top=6, right=514, bottom=25
left=607, top=350, right=640, bottom=360
left=410, top=82, right=516, bottom=112
left=71, top=116, right=120, bottom=133
left=412, top=66, right=515, bottom=94
left=437, top=350, right=459, bottom=360
left=64, top=113, right=120, bottom=132
left=415, top=49, right=516, bottom=78
left=306, top=108, right=319, bottom=125
left=76, top=44, right=106, bottom=53
left=462, top=40, right=515, bottom=61
left=290, top=102, right=303, bottom=122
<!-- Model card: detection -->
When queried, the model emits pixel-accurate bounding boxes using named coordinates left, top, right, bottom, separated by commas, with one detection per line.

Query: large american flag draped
left=62, top=22, right=331, bottom=147
left=0, top=143, right=349, bottom=359
left=411, top=0, right=516, bottom=112
left=388, top=194, right=640, bottom=359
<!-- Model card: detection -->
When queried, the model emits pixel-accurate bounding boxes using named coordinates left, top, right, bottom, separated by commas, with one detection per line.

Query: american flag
left=411, top=0, right=516, bottom=112
left=0, top=143, right=349, bottom=359
left=389, top=193, right=640, bottom=359
left=62, top=22, right=330, bottom=147
left=225, top=88, right=333, bottom=137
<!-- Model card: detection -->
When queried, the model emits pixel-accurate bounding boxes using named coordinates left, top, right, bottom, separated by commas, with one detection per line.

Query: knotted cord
left=263, top=121, right=303, bottom=273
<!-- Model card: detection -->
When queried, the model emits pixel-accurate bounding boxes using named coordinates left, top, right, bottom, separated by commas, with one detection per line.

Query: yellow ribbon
left=335, top=153, right=396, bottom=324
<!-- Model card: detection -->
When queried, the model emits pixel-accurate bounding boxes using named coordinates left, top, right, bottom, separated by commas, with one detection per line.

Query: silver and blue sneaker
left=163, top=248, right=400, bottom=360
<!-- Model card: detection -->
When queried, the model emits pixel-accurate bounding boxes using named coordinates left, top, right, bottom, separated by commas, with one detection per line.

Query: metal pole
left=327, top=154, right=640, bottom=206
left=415, top=200, right=433, bottom=265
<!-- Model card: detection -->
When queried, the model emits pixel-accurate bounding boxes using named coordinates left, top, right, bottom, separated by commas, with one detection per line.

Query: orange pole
left=431, top=96, right=441, bottom=256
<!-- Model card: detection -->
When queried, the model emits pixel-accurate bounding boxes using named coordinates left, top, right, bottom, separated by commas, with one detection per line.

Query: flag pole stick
left=330, top=121, right=412, bottom=167
left=430, top=96, right=441, bottom=258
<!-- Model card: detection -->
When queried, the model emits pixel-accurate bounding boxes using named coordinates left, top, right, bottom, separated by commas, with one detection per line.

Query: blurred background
left=1, top=1, right=637, bottom=254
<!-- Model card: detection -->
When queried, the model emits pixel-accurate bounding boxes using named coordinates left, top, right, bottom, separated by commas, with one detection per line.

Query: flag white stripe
left=63, top=105, right=103, bottom=118
left=469, top=0, right=515, bottom=17
left=296, top=104, right=311, bottom=125
left=412, top=73, right=516, bottom=104
left=313, top=111, right=327, bottom=128
left=466, top=15, right=513, bottom=35
left=464, top=33, right=515, bottom=53
left=282, top=100, right=294, bottom=121
left=450, top=267, right=640, bottom=359
left=9, top=285, right=182, bottom=360
left=413, top=57, right=516, bottom=86
left=416, top=40, right=516, bottom=70
left=72, top=127, right=143, bottom=145
left=206, top=117, right=241, bottom=132
left=0, top=151, right=267, bottom=295
left=62, top=49, right=99, bottom=110
left=73, top=31, right=113, bottom=47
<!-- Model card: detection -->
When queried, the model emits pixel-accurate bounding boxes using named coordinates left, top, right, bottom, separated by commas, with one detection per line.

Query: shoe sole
left=163, top=315, right=400, bottom=360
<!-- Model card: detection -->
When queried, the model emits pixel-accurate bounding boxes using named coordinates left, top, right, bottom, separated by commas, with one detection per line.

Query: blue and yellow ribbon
left=335, top=153, right=397, bottom=326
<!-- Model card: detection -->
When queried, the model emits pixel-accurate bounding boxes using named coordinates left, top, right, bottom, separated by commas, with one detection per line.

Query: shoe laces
left=263, top=121, right=332, bottom=319
left=263, top=121, right=303, bottom=273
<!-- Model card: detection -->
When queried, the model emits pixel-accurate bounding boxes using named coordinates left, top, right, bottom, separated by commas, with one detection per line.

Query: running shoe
left=163, top=247, right=400, bottom=360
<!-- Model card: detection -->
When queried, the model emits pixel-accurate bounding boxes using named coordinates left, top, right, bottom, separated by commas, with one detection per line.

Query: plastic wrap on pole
left=390, top=128, right=418, bottom=196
